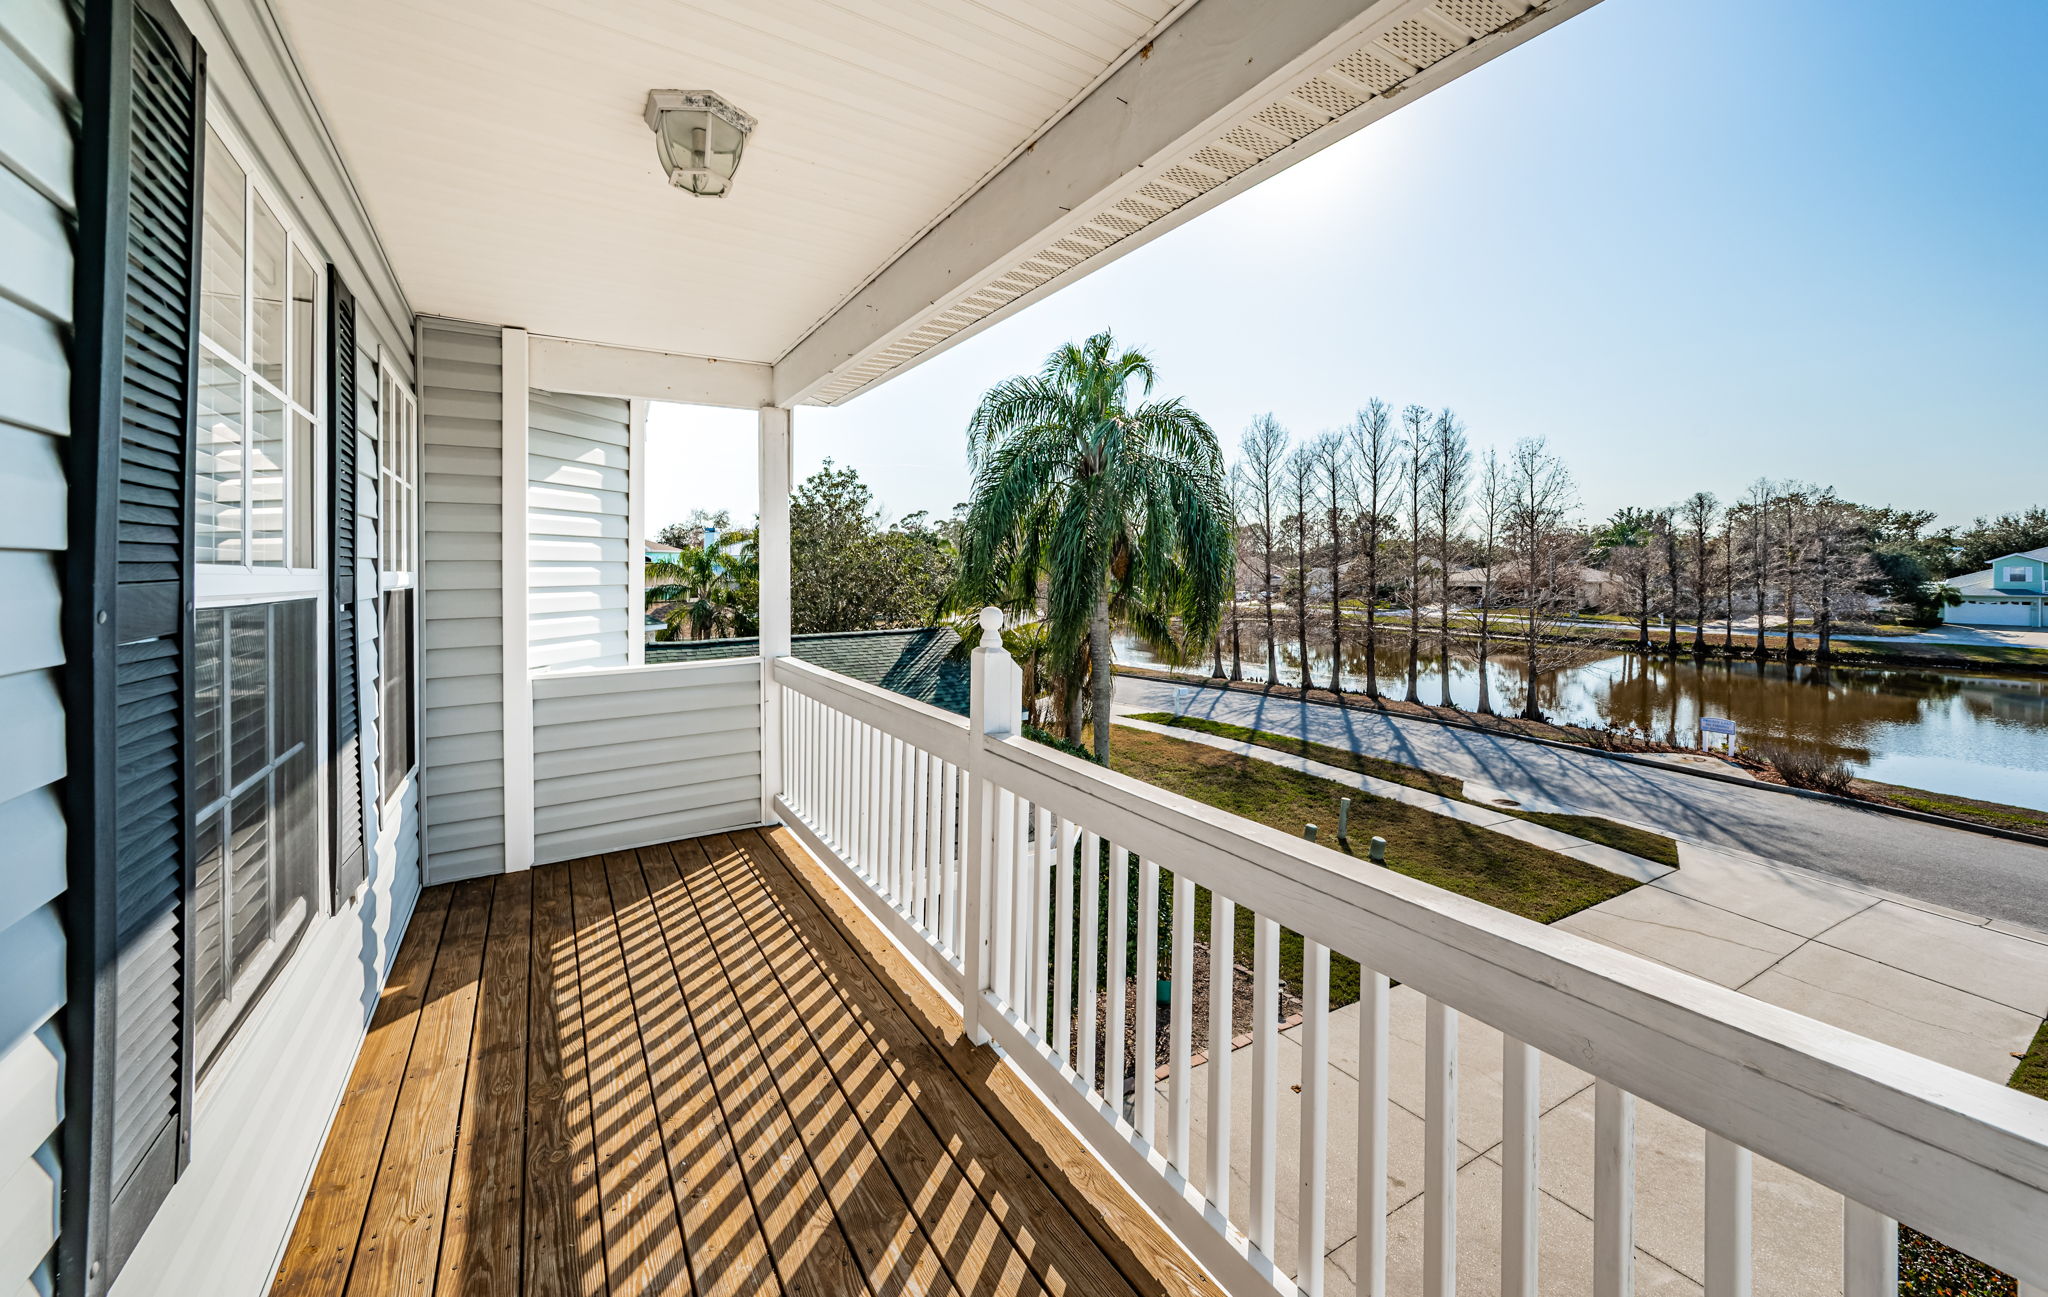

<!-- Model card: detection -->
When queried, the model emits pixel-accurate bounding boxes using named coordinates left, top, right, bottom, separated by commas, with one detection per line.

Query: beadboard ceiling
left=269, top=0, right=1186, bottom=367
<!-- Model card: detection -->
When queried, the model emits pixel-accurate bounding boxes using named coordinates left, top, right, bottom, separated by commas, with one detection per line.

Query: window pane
left=381, top=588, right=414, bottom=803
left=274, top=598, right=315, bottom=760
left=228, top=605, right=270, bottom=787
left=197, top=355, right=244, bottom=564
left=193, top=609, right=224, bottom=810
left=192, top=812, right=226, bottom=1023
left=293, top=412, right=315, bottom=568
left=249, top=387, right=287, bottom=566
left=291, top=248, right=317, bottom=410
left=228, top=781, right=271, bottom=978
left=201, top=130, right=246, bottom=359
left=251, top=197, right=287, bottom=388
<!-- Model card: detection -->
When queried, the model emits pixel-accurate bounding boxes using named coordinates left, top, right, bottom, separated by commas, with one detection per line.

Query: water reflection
left=1117, top=630, right=2048, bottom=811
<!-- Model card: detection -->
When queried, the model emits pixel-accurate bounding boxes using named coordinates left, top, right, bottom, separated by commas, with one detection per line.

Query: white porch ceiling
left=268, top=0, right=1185, bottom=367
left=271, top=0, right=1598, bottom=405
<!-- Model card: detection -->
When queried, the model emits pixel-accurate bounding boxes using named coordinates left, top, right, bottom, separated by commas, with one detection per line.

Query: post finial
left=977, top=606, right=1004, bottom=636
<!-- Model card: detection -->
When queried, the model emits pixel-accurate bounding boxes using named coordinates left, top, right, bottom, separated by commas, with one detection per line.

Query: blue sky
left=646, top=0, right=2047, bottom=535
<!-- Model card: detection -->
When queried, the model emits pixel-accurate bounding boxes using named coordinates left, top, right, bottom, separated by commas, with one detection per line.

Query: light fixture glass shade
left=644, top=90, right=755, bottom=197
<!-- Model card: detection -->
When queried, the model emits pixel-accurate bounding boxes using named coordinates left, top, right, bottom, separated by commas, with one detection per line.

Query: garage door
left=1949, top=601, right=2033, bottom=626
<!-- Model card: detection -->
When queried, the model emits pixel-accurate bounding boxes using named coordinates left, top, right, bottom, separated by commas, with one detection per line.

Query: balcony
left=271, top=633, right=2048, bottom=1297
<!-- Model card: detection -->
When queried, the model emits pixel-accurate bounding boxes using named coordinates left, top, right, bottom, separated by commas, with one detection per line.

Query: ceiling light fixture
left=644, top=90, right=755, bottom=197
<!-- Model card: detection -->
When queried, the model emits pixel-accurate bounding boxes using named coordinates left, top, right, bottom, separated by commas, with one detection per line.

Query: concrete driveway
left=1115, top=677, right=2048, bottom=930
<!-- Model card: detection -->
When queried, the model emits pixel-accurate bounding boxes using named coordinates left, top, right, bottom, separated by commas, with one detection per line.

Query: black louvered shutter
left=329, top=273, right=368, bottom=908
left=62, top=0, right=205, bottom=1291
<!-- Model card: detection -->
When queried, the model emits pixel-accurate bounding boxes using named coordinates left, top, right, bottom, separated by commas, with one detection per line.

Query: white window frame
left=196, top=118, right=324, bottom=597
left=190, top=108, right=332, bottom=1091
left=377, top=363, right=422, bottom=808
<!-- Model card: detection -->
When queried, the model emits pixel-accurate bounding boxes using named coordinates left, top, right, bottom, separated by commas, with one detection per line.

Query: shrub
left=1763, top=746, right=1858, bottom=797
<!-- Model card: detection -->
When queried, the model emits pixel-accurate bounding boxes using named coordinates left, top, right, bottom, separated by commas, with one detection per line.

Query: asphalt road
left=1116, top=677, right=2048, bottom=930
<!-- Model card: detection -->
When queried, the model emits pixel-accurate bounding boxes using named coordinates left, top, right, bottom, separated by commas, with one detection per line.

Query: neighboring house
left=4, top=4, right=2041, bottom=1297
left=1446, top=564, right=1615, bottom=608
left=1944, top=546, right=2048, bottom=627
left=644, top=539, right=684, bottom=564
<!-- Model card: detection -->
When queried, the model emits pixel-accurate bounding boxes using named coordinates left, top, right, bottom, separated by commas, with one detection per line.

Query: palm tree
left=646, top=529, right=759, bottom=640
left=957, top=331, right=1233, bottom=761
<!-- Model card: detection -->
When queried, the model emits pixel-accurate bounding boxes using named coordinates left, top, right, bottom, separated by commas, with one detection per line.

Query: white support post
left=963, top=606, right=1021, bottom=1046
left=1843, top=1201, right=1898, bottom=1297
left=500, top=327, right=533, bottom=873
left=757, top=406, right=792, bottom=826
left=626, top=398, right=648, bottom=667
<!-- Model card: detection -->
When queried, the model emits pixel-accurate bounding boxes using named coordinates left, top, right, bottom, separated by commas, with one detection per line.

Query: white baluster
left=1298, top=940, right=1330, bottom=1296
left=1106, top=842, right=1130, bottom=1113
left=1054, top=817, right=1076, bottom=1062
left=1251, top=914, right=1280, bottom=1254
left=1424, top=1000, right=1458, bottom=1297
left=1357, top=970, right=1389, bottom=1297
left=1502, top=1036, right=1539, bottom=1297
left=939, top=760, right=956, bottom=953
left=1033, top=804, right=1053, bottom=1030
left=1595, top=1080, right=1636, bottom=1297
left=1134, top=857, right=1160, bottom=1142
left=991, top=791, right=1016, bottom=1008
left=1705, top=1133, right=1752, bottom=1297
left=1013, top=796, right=1032, bottom=1012
left=1079, top=830, right=1101, bottom=1089
left=1168, top=873, right=1193, bottom=1172
left=1842, top=1200, right=1897, bottom=1297
left=1206, top=893, right=1235, bottom=1216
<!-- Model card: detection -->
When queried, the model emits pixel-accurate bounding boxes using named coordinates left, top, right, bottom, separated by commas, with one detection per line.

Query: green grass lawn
left=1126, top=712, right=1682, bottom=868
left=1107, top=724, right=1640, bottom=1008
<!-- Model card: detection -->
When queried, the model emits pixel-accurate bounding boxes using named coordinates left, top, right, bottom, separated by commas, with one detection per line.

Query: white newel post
left=963, top=606, right=1021, bottom=1045
left=758, top=406, right=793, bottom=826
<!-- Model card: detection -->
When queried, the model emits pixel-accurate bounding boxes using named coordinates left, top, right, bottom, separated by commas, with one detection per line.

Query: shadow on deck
left=268, top=827, right=1176, bottom=1297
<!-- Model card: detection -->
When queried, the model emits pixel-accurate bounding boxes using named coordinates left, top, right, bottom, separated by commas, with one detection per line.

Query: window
left=2003, top=566, right=2033, bottom=584
left=192, top=122, right=327, bottom=1074
left=198, top=124, right=319, bottom=578
left=190, top=601, right=320, bottom=1069
left=378, top=369, right=420, bottom=803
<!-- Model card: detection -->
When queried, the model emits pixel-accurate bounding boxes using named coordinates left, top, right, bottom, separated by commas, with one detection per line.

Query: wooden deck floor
left=270, top=828, right=1150, bottom=1297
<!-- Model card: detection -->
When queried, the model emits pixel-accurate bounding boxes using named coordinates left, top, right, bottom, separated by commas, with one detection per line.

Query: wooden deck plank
left=704, top=832, right=1048, bottom=1297
left=276, top=829, right=1158, bottom=1297
left=272, top=886, right=454, bottom=1297
left=526, top=863, right=606, bottom=1297
left=754, top=826, right=1206, bottom=1297
left=344, top=878, right=493, bottom=1297
left=566, top=855, right=690, bottom=1295
left=603, top=849, right=782, bottom=1297
left=438, top=869, right=532, bottom=1297
left=685, top=834, right=962, bottom=1297
left=637, top=840, right=876, bottom=1297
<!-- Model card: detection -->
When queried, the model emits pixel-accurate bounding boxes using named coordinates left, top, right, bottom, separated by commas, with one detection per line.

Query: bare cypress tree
left=1473, top=448, right=1507, bottom=715
left=1314, top=431, right=1352, bottom=693
left=1778, top=486, right=1809, bottom=664
left=1236, top=415, right=1288, bottom=682
left=1680, top=491, right=1719, bottom=656
left=1505, top=437, right=1577, bottom=720
left=1425, top=410, right=1471, bottom=707
left=1741, top=479, right=1776, bottom=663
left=1400, top=404, right=1432, bottom=703
left=1659, top=508, right=1683, bottom=653
left=1347, top=400, right=1399, bottom=699
left=1720, top=508, right=1739, bottom=650
left=1286, top=441, right=1319, bottom=690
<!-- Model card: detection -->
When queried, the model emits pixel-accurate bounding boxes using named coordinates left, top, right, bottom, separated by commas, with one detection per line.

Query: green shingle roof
left=645, top=627, right=969, bottom=716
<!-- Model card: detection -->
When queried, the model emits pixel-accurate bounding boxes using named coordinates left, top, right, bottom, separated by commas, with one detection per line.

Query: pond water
left=1114, top=629, right=2048, bottom=811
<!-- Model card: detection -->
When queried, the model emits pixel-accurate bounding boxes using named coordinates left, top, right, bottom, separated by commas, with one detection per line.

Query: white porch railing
left=769, top=611, right=2048, bottom=1297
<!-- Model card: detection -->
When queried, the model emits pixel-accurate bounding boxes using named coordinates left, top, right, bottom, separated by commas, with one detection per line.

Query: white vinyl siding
left=528, top=388, right=632, bottom=671
left=532, top=659, right=762, bottom=865
left=0, top=0, right=71, bottom=1289
left=418, top=320, right=506, bottom=879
